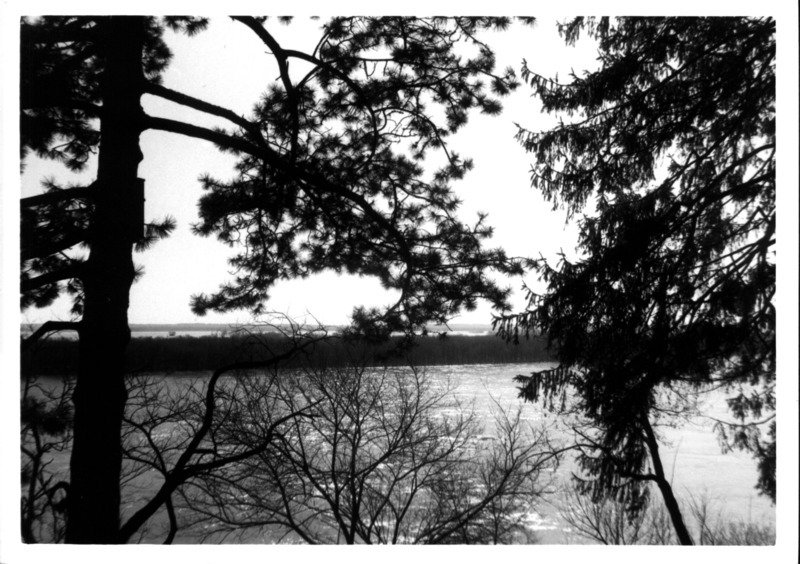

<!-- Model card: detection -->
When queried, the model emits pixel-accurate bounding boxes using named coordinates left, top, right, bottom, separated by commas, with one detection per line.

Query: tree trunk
left=65, top=16, right=145, bottom=544
left=641, top=415, right=694, bottom=546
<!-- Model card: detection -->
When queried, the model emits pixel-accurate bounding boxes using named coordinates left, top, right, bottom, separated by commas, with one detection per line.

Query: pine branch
left=21, top=185, right=94, bottom=209
left=233, top=16, right=380, bottom=162
left=22, top=231, right=87, bottom=261
left=21, top=20, right=98, bottom=45
left=21, top=99, right=102, bottom=117
left=144, top=115, right=413, bottom=265
left=22, top=263, right=84, bottom=293
left=143, top=115, right=258, bottom=154
left=230, top=16, right=301, bottom=157
left=142, top=81, right=255, bottom=134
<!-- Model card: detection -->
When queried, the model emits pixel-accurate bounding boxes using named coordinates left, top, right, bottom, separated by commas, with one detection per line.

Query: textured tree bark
left=642, top=415, right=694, bottom=546
left=65, top=16, right=145, bottom=544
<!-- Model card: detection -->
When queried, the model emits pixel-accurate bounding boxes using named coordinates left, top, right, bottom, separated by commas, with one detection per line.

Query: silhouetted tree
left=21, top=16, right=191, bottom=543
left=175, top=361, right=557, bottom=544
left=496, top=17, right=775, bottom=546
left=21, top=16, right=527, bottom=543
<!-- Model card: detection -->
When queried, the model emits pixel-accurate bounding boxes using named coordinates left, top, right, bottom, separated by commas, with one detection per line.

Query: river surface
left=25, top=362, right=775, bottom=544
left=416, top=363, right=774, bottom=543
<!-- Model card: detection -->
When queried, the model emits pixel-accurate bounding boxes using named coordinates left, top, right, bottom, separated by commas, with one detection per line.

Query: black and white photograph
left=1, top=2, right=797, bottom=562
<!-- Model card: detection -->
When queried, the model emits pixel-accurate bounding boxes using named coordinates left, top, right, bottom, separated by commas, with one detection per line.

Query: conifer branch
left=22, top=263, right=84, bottom=293
left=144, top=115, right=413, bottom=265
left=21, top=185, right=94, bottom=209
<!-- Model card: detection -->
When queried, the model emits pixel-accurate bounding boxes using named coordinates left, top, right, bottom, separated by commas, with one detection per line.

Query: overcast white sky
left=17, top=17, right=603, bottom=327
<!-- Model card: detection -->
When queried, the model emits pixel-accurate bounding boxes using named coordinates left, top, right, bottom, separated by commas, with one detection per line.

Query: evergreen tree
left=21, top=16, right=525, bottom=543
left=497, top=17, right=775, bottom=545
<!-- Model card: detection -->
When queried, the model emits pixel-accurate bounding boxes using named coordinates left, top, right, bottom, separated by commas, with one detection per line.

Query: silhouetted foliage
left=496, top=16, right=775, bottom=544
left=187, top=17, right=527, bottom=335
left=20, top=16, right=188, bottom=311
left=21, top=16, right=529, bottom=542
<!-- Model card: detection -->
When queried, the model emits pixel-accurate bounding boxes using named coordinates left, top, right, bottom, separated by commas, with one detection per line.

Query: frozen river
left=24, top=362, right=774, bottom=544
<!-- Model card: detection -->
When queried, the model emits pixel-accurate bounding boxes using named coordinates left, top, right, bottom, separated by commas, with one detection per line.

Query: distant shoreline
left=21, top=322, right=496, bottom=336
left=22, top=332, right=552, bottom=375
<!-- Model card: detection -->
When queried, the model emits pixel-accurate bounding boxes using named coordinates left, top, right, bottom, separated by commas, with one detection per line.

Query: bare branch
left=22, top=321, right=81, bottom=352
